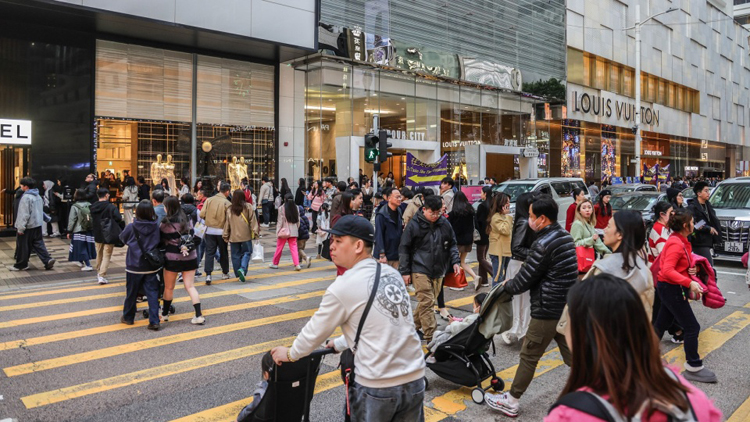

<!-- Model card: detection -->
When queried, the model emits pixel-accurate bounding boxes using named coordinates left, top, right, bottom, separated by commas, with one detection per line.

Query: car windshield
left=494, top=183, right=535, bottom=202
left=610, top=195, right=659, bottom=211
left=609, top=186, right=635, bottom=195
left=710, top=184, right=750, bottom=209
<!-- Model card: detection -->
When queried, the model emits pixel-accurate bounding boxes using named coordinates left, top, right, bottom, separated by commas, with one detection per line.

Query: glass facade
left=301, top=57, right=544, bottom=186
left=95, top=41, right=275, bottom=195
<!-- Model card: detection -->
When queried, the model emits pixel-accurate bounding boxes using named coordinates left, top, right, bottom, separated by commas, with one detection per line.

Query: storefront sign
left=405, top=153, right=448, bottom=187
left=571, top=91, right=660, bottom=127
left=644, top=150, right=663, bottom=156
left=0, top=119, right=31, bottom=145
left=370, top=128, right=426, bottom=141
left=522, top=147, right=539, bottom=158
left=442, top=140, right=480, bottom=148
left=460, top=185, right=484, bottom=204
left=685, top=166, right=699, bottom=171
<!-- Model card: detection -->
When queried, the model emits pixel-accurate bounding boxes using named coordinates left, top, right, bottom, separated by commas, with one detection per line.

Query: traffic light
left=378, top=129, right=392, bottom=163
left=364, top=133, right=379, bottom=163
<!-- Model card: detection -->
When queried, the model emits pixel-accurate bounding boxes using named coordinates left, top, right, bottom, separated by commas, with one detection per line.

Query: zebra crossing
left=1, top=259, right=749, bottom=421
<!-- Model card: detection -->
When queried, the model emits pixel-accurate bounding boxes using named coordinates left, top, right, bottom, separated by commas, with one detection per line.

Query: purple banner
left=405, top=153, right=448, bottom=187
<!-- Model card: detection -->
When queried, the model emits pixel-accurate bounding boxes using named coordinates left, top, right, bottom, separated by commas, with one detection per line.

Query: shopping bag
left=193, top=220, right=207, bottom=239
left=251, top=240, right=264, bottom=263
left=576, top=246, right=595, bottom=273
left=443, top=270, right=468, bottom=289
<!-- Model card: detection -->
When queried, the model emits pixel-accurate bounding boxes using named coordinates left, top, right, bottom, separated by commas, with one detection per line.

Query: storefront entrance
left=0, top=146, right=28, bottom=229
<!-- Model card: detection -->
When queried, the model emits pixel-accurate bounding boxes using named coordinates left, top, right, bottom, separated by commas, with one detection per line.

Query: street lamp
left=627, top=5, right=677, bottom=180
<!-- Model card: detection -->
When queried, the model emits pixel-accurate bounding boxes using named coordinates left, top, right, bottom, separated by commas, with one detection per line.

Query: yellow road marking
left=663, top=310, right=750, bottom=368
left=5, top=309, right=319, bottom=376
left=20, top=329, right=342, bottom=409
left=0, top=291, right=325, bottom=352
left=170, top=370, right=342, bottom=422
left=445, top=296, right=475, bottom=308
left=727, top=394, right=750, bottom=422
left=0, top=259, right=330, bottom=300
left=0, top=266, right=330, bottom=312
left=0, top=276, right=335, bottom=329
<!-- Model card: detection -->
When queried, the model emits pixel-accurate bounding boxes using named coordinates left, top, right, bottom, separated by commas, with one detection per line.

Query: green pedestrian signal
left=364, top=133, right=379, bottom=163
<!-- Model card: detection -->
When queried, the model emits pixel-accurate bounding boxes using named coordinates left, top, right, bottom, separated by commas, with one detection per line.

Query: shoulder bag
left=134, top=228, right=164, bottom=269
left=340, top=263, right=381, bottom=418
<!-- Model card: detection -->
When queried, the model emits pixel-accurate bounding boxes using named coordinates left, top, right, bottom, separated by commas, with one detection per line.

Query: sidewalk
left=0, top=225, right=313, bottom=291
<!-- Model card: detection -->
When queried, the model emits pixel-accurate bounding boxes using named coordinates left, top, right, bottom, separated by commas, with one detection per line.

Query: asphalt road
left=0, top=254, right=749, bottom=422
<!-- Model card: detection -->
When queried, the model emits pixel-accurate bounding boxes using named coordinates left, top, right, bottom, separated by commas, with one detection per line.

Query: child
left=315, top=203, right=330, bottom=258
left=236, top=351, right=274, bottom=422
left=427, top=293, right=486, bottom=361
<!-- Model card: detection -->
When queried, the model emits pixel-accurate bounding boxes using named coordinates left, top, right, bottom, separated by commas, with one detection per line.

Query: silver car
left=492, top=178, right=589, bottom=224
left=709, top=178, right=750, bottom=261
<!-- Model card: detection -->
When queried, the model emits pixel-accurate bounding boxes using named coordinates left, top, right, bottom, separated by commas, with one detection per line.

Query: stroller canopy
left=476, top=284, right=514, bottom=339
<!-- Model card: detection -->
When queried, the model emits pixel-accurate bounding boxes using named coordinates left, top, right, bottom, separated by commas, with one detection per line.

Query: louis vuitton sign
left=571, top=91, right=660, bottom=127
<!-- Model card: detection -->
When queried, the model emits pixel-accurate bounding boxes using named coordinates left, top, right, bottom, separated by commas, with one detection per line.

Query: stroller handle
left=308, top=348, right=338, bottom=358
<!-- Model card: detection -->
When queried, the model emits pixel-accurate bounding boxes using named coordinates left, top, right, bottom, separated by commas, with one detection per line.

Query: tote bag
left=443, top=269, right=468, bottom=289
left=576, top=246, right=595, bottom=273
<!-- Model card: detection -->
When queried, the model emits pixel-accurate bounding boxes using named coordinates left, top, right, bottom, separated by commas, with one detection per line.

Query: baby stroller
left=425, top=284, right=513, bottom=405
left=248, top=348, right=335, bottom=421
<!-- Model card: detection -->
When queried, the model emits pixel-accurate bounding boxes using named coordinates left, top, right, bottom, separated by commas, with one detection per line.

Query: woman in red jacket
left=593, top=189, right=612, bottom=232
left=655, top=209, right=716, bottom=383
left=564, top=188, right=586, bottom=232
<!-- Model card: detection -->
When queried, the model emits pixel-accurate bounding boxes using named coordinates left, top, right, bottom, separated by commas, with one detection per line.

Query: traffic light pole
left=372, top=114, right=379, bottom=194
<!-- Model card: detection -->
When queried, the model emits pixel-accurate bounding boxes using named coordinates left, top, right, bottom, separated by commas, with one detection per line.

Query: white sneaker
left=448, top=286, right=464, bottom=291
left=260, top=223, right=269, bottom=228
left=485, top=391, right=519, bottom=417
left=97, top=276, right=109, bottom=285
left=269, top=264, right=278, bottom=269
left=74, top=262, right=84, bottom=267
left=294, top=265, right=302, bottom=271
left=501, top=332, right=514, bottom=345
left=160, top=314, right=169, bottom=322
left=306, top=257, right=312, bottom=268
left=191, top=315, right=206, bottom=325
left=222, top=273, right=230, bottom=280
left=81, top=265, right=94, bottom=271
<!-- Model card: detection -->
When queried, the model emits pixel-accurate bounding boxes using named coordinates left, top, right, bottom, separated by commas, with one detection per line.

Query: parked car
left=595, top=183, right=657, bottom=202
left=610, top=191, right=667, bottom=227
left=492, top=178, right=589, bottom=224
left=708, top=177, right=750, bottom=261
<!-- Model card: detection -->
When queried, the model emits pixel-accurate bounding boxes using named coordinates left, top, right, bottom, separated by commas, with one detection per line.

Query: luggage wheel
left=471, top=387, right=485, bottom=404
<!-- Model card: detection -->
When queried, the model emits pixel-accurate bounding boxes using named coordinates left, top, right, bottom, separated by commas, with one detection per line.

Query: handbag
left=473, top=228, right=481, bottom=242
left=340, top=263, right=381, bottom=416
left=251, top=240, right=264, bottom=263
left=576, top=246, right=595, bottom=273
left=240, top=210, right=258, bottom=240
left=193, top=219, right=207, bottom=238
left=322, top=237, right=332, bottom=260
left=101, top=216, right=124, bottom=247
left=278, top=226, right=291, bottom=239
left=443, top=269, right=468, bottom=288
left=134, top=229, right=164, bottom=269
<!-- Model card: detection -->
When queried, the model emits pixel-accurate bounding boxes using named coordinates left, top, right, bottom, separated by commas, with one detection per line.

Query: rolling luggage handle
left=298, top=348, right=337, bottom=422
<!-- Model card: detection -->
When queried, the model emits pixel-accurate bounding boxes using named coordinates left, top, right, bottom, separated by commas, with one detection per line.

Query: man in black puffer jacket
left=485, top=195, right=577, bottom=418
left=399, top=195, right=460, bottom=343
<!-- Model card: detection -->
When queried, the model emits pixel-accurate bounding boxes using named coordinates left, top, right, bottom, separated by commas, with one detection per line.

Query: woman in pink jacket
left=547, top=273, right=721, bottom=422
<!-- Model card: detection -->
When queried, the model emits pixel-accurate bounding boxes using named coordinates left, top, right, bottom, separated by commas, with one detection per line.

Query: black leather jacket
left=399, top=210, right=461, bottom=279
left=505, top=222, right=578, bottom=320
left=687, top=200, right=721, bottom=248
left=511, top=215, right=536, bottom=261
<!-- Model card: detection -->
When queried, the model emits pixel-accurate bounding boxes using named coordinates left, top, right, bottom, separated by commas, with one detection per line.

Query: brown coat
left=223, top=204, right=259, bottom=243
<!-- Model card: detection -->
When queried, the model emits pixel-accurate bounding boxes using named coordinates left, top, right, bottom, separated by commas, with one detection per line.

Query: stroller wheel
left=471, top=388, right=485, bottom=404
left=423, top=377, right=429, bottom=391
left=490, top=377, right=505, bottom=392
left=142, top=310, right=148, bottom=319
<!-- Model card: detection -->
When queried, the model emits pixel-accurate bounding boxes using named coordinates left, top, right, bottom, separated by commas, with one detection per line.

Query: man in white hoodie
left=271, top=215, right=425, bottom=422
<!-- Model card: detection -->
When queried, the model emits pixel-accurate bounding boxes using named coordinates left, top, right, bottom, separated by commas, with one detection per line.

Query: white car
left=708, top=178, right=750, bottom=261
left=492, top=178, right=590, bottom=224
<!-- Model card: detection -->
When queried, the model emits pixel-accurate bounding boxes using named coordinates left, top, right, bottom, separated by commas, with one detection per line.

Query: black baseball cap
left=325, top=215, right=374, bottom=242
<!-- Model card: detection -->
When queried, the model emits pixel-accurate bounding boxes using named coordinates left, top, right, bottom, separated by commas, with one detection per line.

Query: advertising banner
left=461, top=186, right=484, bottom=204
left=405, top=153, right=448, bottom=187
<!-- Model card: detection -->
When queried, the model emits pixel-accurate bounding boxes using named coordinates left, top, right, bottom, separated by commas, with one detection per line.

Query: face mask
left=528, top=216, right=538, bottom=232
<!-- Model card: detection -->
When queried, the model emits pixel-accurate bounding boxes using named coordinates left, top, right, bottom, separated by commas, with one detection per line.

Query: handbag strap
left=352, top=263, right=381, bottom=353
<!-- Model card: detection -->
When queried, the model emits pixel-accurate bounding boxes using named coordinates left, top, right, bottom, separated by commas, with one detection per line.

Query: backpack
left=549, top=369, right=698, bottom=422
left=75, top=203, right=93, bottom=232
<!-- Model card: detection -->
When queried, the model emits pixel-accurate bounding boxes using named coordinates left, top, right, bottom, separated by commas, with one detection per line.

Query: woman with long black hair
left=448, top=191, right=480, bottom=289
left=474, top=186, right=493, bottom=290
left=294, top=177, right=306, bottom=206
left=593, top=189, right=612, bottom=234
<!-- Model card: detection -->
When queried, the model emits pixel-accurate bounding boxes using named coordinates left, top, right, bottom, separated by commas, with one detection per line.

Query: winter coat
left=448, top=210, right=475, bottom=246
left=120, top=219, right=162, bottom=272
left=122, top=185, right=139, bottom=210
left=90, top=200, right=124, bottom=243
left=15, top=188, right=45, bottom=231
left=474, top=200, right=490, bottom=245
left=276, top=206, right=299, bottom=238
left=593, top=203, right=612, bottom=230
left=374, top=204, right=403, bottom=261
left=441, top=189, right=455, bottom=213
left=691, top=253, right=726, bottom=309
left=160, top=219, right=197, bottom=263
left=585, top=253, right=654, bottom=320
left=295, top=186, right=305, bottom=206
left=200, top=193, right=231, bottom=229
left=398, top=210, right=460, bottom=279
left=488, top=213, right=513, bottom=257
left=687, top=199, right=721, bottom=248
left=42, top=180, right=58, bottom=221
left=656, top=233, right=693, bottom=287
left=402, top=194, right=424, bottom=228
left=565, top=203, right=576, bottom=232
left=181, top=203, right=198, bottom=226
left=511, top=214, right=536, bottom=261
left=223, top=204, right=258, bottom=244
left=84, top=181, right=98, bottom=202
left=504, top=222, right=579, bottom=320
left=137, top=184, right=151, bottom=202
left=330, top=191, right=343, bottom=216
left=570, top=219, right=611, bottom=256
left=68, top=201, right=91, bottom=233
left=297, top=205, right=310, bottom=240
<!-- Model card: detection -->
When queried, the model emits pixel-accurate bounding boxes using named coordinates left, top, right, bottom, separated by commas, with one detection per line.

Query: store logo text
left=571, top=91, right=660, bottom=127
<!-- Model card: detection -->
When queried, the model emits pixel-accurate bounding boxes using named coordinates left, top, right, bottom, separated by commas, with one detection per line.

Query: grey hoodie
left=15, top=189, right=44, bottom=231
left=587, top=253, right=655, bottom=319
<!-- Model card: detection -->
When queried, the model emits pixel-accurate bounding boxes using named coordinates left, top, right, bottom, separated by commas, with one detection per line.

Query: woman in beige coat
left=487, top=193, right=513, bottom=287
left=223, top=190, right=259, bottom=282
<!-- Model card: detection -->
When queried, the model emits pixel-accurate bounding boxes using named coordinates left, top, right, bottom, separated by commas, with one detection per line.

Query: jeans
left=475, top=244, right=492, bottom=284
left=204, top=234, right=229, bottom=275
left=349, top=378, right=425, bottom=422
left=273, top=237, right=299, bottom=266
left=490, top=255, right=511, bottom=286
left=654, top=282, right=702, bottom=367
left=123, top=271, right=160, bottom=325
left=262, top=201, right=272, bottom=225
left=509, top=318, right=573, bottom=399
left=15, top=226, right=52, bottom=268
left=230, top=241, right=253, bottom=277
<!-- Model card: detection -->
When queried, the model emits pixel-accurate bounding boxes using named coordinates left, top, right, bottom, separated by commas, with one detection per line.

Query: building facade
left=562, top=0, right=750, bottom=182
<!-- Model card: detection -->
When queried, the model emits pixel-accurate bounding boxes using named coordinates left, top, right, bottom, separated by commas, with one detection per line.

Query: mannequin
left=228, top=156, right=242, bottom=191
left=238, top=156, right=249, bottom=184
left=164, top=155, right=177, bottom=196
left=151, top=154, right=165, bottom=188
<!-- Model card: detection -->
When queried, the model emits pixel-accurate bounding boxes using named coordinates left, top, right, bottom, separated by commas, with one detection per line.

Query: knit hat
left=599, top=189, right=612, bottom=197
left=666, top=187, right=681, bottom=203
